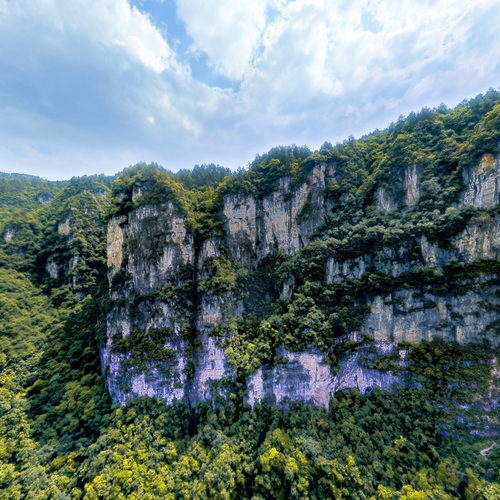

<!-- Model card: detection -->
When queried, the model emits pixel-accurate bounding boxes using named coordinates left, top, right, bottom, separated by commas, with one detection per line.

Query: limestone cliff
left=103, top=154, right=499, bottom=409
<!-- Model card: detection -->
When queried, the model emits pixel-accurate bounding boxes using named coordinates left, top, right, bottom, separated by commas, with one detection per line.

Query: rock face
left=3, top=227, right=15, bottom=243
left=456, top=214, right=500, bottom=262
left=247, top=349, right=335, bottom=409
left=45, top=255, right=60, bottom=279
left=223, top=163, right=331, bottom=264
left=37, top=193, right=53, bottom=205
left=462, top=153, right=499, bottom=208
left=58, top=219, right=71, bottom=236
left=103, top=202, right=196, bottom=405
left=376, top=164, right=424, bottom=212
left=364, top=287, right=497, bottom=345
left=246, top=337, right=404, bottom=408
left=103, top=156, right=499, bottom=409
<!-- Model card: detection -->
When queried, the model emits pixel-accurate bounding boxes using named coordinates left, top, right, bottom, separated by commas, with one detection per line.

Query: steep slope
left=103, top=93, right=500, bottom=409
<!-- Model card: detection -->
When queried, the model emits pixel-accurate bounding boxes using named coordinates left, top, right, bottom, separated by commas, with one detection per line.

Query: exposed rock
left=37, top=193, right=52, bottom=205
left=191, top=332, right=234, bottom=403
left=420, top=236, right=444, bottom=266
left=331, top=341, right=405, bottom=395
left=376, top=164, right=423, bottom=211
left=68, top=255, right=79, bottom=288
left=376, top=187, right=398, bottom=212
left=246, top=348, right=334, bottom=408
left=280, top=275, right=295, bottom=301
left=258, top=177, right=307, bottom=257
left=132, top=186, right=143, bottom=202
left=405, top=164, right=422, bottom=206
left=3, top=227, right=15, bottom=243
left=455, top=214, right=500, bottom=262
left=323, top=212, right=499, bottom=287
left=103, top=202, right=195, bottom=405
left=45, top=255, right=60, bottom=279
left=90, top=189, right=109, bottom=198
left=107, top=216, right=127, bottom=279
left=246, top=341, right=405, bottom=408
left=257, top=164, right=327, bottom=258
left=104, top=335, right=188, bottom=406
left=222, top=164, right=328, bottom=264
left=58, top=219, right=71, bottom=236
left=199, top=238, right=220, bottom=263
left=364, top=287, right=497, bottom=344
left=461, top=153, right=499, bottom=208
left=223, top=194, right=257, bottom=266
left=125, top=203, right=194, bottom=294
left=326, top=256, right=368, bottom=283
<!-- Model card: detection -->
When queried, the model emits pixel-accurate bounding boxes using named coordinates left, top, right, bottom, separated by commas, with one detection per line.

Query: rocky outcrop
left=461, top=153, right=499, bottom=208
left=376, top=187, right=398, bottom=212
left=126, top=203, right=194, bottom=294
left=247, top=348, right=334, bottom=408
left=364, top=287, right=497, bottom=345
left=103, top=333, right=189, bottom=406
left=58, top=218, right=71, bottom=236
left=376, top=164, right=423, bottom=212
left=324, top=212, right=499, bottom=284
left=37, top=193, right=53, bottom=205
left=326, top=246, right=412, bottom=283
left=107, top=216, right=126, bottom=277
left=223, top=194, right=257, bottom=266
left=104, top=165, right=334, bottom=407
left=3, top=227, right=15, bottom=243
left=191, top=332, right=234, bottom=403
left=223, top=163, right=331, bottom=264
left=44, top=218, right=81, bottom=286
left=257, top=164, right=328, bottom=257
left=405, top=164, right=422, bottom=206
left=246, top=338, right=405, bottom=408
left=103, top=202, right=196, bottom=404
left=45, top=255, right=60, bottom=279
left=455, top=213, right=500, bottom=262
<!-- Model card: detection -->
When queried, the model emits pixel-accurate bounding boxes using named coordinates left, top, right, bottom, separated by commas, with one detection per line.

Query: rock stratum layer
left=102, top=153, right=499, bottom=408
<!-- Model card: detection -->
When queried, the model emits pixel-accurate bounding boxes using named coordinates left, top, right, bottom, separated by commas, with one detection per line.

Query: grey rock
left=3, top=227, right=15, bottom=243
left=461, top=153, right=499, bottom=208
left=45, top=255, right=60, bottom=279
left=364, top=287, right=498, bottom=344
left=37, top=194, right=53, bottom=205
left=246, top=341, right=406, bottom=408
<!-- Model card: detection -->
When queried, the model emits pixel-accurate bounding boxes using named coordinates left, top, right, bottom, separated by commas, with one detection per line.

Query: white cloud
left=0, top=0, right=223, bottom=177
left=176, top=0, right=272, bottom=80
left=0, top=0, right=498, bottom=178
left=0, top=0, right=178, bottom=71
left=232, top=0, right=499, bottom=138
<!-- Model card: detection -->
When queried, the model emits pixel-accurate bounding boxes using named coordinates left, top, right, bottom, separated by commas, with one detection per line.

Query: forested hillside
left=0, top=91, right=499, bottom=498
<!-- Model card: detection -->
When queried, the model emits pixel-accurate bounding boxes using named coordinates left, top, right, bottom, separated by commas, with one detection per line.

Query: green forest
left=0, top=91, right=499, bottom=499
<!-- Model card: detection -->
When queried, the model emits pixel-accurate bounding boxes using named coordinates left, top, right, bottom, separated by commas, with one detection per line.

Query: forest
left=0, top=90, right=499, bottom=499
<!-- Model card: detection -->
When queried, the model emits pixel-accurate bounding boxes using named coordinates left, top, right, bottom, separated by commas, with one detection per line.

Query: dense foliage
left=0, top=91, right=499, bottom=498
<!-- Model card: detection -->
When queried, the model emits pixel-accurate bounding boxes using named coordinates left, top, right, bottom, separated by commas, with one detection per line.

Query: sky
left=0, top=0, right=499, bottom=180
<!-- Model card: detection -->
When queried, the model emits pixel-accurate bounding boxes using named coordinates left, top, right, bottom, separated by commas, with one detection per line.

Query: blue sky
left=0, top=0, right=499, bottom=180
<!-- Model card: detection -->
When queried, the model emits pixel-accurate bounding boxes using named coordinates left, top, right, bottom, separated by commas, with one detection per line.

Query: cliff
left=102, top=147, right=499, bottom=408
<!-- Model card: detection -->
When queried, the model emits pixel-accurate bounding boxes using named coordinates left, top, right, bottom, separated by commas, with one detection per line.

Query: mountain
left=101, top=92, right=499, bottom=411
left=0, top=91, right=499, bottom=498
